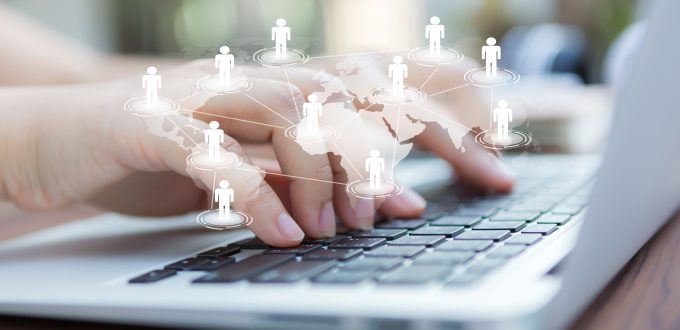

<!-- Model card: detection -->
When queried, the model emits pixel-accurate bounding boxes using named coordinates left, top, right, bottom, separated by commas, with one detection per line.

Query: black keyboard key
left=197, top=246, right=240, bottom=258
left=313, top=270, right=375, bottom=284
left=303, top=248, right=362, bottom=261
left=451, top=206, right=497, bottom=217
left=473, top=221, right=526, bottom=232
left=129, top=269, right=177, bottom=284
left=431, top=216, right=481, bottom=227
left=505, top=234, right=543, bottom=245
left=410, top=226, right=464, bottom=237
left=230, top=237, right=270, bottom=249
left=455, top=230, right=511, bottom=241
left=436, top=240, right=493, bottom=252
left=487, top=245, right=526, bottom=258
left=351, top=229, right=407, bottom=240
left=389, top=235, right=446, bottom=247
left=422, top=205, right=446, bottom=219
left=537, top=214, right=571, bottom=225
left=328, top=237, right=386, bottom=250
left=342, top=257, right=403, bottom=271
left=365, top=245, right=425, bottom=258
left=302, top=235, right=347, bottom=245
left=378, top=265, right=452, bottom=284
left=523, top=224, right=558, bottom=235
left=165, top=257, right=211, bottom=271
left=466, top=258, right=507, bottom=274
left=490, top=211, right=541, bottom=222
left=377, top=219, right=426, bottom=230
left=264, top=244, right=320, bottom=255
left=193, top=254, right=294, bottom=283
left=250, top=260, right=336, bottom=283
left=414, top=251, right=474, bottom=265
left=190, top=257, right=236, bottom=271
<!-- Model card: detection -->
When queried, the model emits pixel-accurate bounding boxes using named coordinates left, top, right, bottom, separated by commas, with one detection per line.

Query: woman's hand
left=0, top=59, right=514, bottom=247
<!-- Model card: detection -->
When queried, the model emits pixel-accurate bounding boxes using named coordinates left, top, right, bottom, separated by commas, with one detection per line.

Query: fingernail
left=276, top=213, right=304, bottom=242
left=354, top=199, right=375, bottom=230
left=319, top=201, right=336, bottom=237
left=493, top=157, right=516, bottom=179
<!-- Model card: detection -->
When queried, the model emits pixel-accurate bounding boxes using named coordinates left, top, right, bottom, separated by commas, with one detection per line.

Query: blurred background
left=2, top=0, right=645, bottom=152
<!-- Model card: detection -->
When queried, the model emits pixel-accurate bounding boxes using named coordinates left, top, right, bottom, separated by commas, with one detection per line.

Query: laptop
left=0, top=0, right=677, bottom=328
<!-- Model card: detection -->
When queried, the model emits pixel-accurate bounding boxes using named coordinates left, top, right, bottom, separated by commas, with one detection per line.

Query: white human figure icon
left=214, top=180, right=235, bottom=219
left=215, top=46, right=235, bottom=86
left=365, top=149, right=385, bottom=190
left=493, top=100, right=513, bottom=140
left=204, top=121, right=225, bottom=160
left=425, top=16, right=445, bottom=56
left=142, top=66, right=161, bottom=107
left=388, top=56, right=408, bottom=97
left=482, top=37, right=502, bottom=77
left=272, top=18, right=291, bottom=58
left=302, top=94, right=322, bottom=133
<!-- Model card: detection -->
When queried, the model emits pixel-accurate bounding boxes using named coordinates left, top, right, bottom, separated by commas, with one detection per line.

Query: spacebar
left=193, top=254, right=294, bottom=283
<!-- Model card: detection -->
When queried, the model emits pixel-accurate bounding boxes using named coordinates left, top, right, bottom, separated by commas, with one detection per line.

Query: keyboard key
left=422, top=205, right=446, bottom=219
left=197, top=246, right=240, bottom=258
left=302, top=235, right=347, bottom=245
left=436, top=240, right=493, bottom=252
left=190, top=257, right=236, bottom=271
left=466, top=258, right=507, bottom=274
left=505, top=234, right=543, bottom=245
left=129, top=269, right=177, bottom=284
left=313, top=270, right=375, bottom=284
left=230, top=237, right=270, bottom=249
left=537, top=214, right=571, bottom=225
left=165, top=257, right=211, bottom=271
left=414, top=251, right=474, bottom=265
left=366, top=245, right=425, bottom=258
left=487, top=245, right=526, bottom=258
left=264, top=244, right=320, bottom=255
left=451, top=206, right=498, bottom=217
left=193, top=254, right=294, bottom=283
left=523, top=224, right=558, bottom=235
left=328, top=237, right=386, bottom=250
left=250, top=260, right=336, bottom=283
left=388, top=235, right=446, bottom=247
left=378, top=265, right=452, bottom=284
left=551, top=204, right=583, bottom=215
left=444, top=273, right=480, bottom=286
left=473, top=221, right=526, bottom=232
left=431, top=216, right=481, bottom=227
left=455, top=230, right=511, bottom=241
left=490, top=211, right=541, bottom=222
left=303, top=248, right=362, bottom=261
left=351, top=229, right=407, bottom=240
left=410, top=225, right=464, bottom=237
left=377, top=219, right=426, bottom=230
left=342, top=257, right=403, bottom=271
left=507, top=201, right=555, bottom=213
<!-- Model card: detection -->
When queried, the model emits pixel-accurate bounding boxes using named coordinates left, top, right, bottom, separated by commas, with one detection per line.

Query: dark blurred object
left=502, top=24, right=589, bottom=83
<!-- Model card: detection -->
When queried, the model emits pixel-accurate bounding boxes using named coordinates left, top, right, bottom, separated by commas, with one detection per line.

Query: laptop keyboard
left=129, top=160, right=596, bottom=286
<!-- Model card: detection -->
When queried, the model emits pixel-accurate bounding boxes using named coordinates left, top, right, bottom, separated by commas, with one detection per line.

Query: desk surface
left=1, top=203, right=678, bottom=330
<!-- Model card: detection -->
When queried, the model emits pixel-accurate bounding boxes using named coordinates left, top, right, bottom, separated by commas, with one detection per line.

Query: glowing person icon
left=215, top=46, right=235, bottom=86
left=302, top=94, right=322, bottom=134
left=425, top=16, right=445, bottom=56
left=214, top=180, right=235, bottom=219
left=272, top=18, right=291, bottom=58
left=388, top=56, right=408, bottom=97
left=142, top=66, right=161, bottom=107
left=482, top=37, right=501, bottom=77
left=365, top=149, right=385, bottom=190
left=204, top=121, right=225, bottom=160
left=493, top=100, right=513, bottom=140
